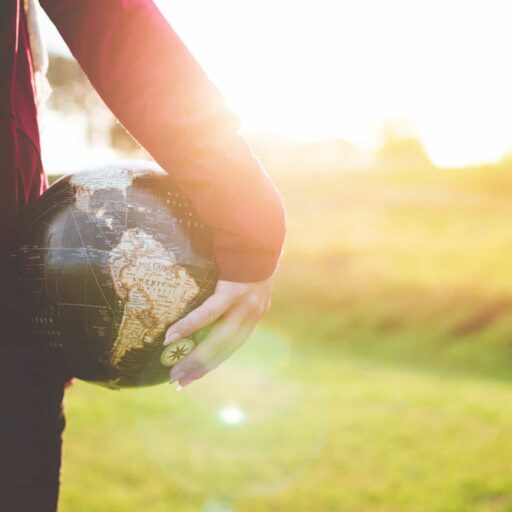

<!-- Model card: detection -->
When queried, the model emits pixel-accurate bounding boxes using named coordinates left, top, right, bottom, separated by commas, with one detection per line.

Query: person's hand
left=163, top=277, right=274, bottom=388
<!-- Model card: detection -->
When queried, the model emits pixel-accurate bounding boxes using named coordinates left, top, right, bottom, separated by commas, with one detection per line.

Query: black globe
left=16, top=161, right=218, bottom=389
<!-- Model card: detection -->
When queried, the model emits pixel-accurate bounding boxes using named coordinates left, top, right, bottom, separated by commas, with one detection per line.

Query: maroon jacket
left=0, top=0, right=285, bottom=282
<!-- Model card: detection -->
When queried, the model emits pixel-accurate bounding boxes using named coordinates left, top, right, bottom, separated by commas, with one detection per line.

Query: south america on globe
left=16, top=161, right=218, bottom=389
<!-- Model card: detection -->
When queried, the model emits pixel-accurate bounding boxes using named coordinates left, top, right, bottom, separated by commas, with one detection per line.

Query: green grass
left=61, top=339, right=512, bottom=512
left=59, top=164, right=512, bottom=511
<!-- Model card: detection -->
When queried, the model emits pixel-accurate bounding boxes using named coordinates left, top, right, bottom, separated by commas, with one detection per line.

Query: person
left=0, top=1, right=286, bottom=510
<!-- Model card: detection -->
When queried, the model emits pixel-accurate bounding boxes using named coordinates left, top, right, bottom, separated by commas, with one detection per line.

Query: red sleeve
left=40, top=0, right=285, bottom=282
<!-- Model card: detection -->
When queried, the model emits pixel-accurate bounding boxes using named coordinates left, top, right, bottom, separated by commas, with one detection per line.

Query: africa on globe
left=16, top=161, right=218, bottom=389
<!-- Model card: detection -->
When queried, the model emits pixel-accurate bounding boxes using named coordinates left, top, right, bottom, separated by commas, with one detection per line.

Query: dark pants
left=0, top=247, right=70, bottom=511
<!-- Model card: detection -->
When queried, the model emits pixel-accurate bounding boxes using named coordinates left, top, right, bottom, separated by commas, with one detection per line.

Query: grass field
left=57, top=165, right=512, bottom=511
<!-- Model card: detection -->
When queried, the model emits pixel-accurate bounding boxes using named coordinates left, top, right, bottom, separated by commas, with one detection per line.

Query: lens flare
left=136, top=328, right=329, bottom=500
left=218, top=406, right=246, bottom=426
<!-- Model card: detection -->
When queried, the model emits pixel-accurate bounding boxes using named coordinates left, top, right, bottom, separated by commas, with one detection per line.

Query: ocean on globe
left=16, top=161, right=218, bottom=389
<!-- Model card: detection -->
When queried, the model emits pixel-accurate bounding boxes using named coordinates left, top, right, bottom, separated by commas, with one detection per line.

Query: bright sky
left=43, top=0, right=512, bottom=168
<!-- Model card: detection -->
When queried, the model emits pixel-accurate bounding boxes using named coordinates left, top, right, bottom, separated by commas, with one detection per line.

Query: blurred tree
left=377, top=122, right=432, bottom=170
left=47, top=55, right=144, bottom=155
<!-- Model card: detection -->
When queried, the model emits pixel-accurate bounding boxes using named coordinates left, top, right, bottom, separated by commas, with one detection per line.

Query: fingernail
left=164, top=332, right=181, bottom=346
left=179, top=378, right=194, bottom=388
left=171, top=370, right=185, bottom=382
left=176, top=384, right=184, bottom=392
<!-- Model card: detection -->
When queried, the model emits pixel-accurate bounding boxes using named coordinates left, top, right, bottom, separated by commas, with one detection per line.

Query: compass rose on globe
left=160, top=339, right=196, bottom=367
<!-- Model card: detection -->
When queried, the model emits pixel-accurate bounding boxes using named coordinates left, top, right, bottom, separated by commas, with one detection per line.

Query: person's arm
left=41, top=0, right=286, bottom=386
left=40, top=0, right=285, bottom=283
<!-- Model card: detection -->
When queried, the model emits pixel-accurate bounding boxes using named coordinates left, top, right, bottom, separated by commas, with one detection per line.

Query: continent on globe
left=71, top=166, right=142, bottom=201
left=109, top=227, right=199, bottom=367
left=71, top=166, right=142, bottom=230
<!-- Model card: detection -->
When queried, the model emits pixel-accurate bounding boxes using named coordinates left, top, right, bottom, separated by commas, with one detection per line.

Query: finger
left=163, top=292, right=234, bottom=345
left=178, top=322, right=257, bottom=387
left=173, top=295, right=267, bottom=374
left=179, top=321, right=258, bottom=387
left=169, top=311, right=243, bottom=381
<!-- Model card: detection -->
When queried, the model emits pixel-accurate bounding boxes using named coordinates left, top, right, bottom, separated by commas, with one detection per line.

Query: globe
left=16, top=160, right=218, bottom=389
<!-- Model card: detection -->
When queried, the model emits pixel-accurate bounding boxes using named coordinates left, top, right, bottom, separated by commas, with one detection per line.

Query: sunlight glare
left=155, top=0, right=512, bottom=167
left=41, top=1, right=512, bottom=167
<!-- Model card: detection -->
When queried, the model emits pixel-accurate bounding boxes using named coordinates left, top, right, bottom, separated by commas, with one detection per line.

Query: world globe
left=16, top=161, right=218, bottom=389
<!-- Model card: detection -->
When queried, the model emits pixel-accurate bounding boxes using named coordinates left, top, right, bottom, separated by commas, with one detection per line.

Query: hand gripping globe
left=16, top=161, right=218, bottom=389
